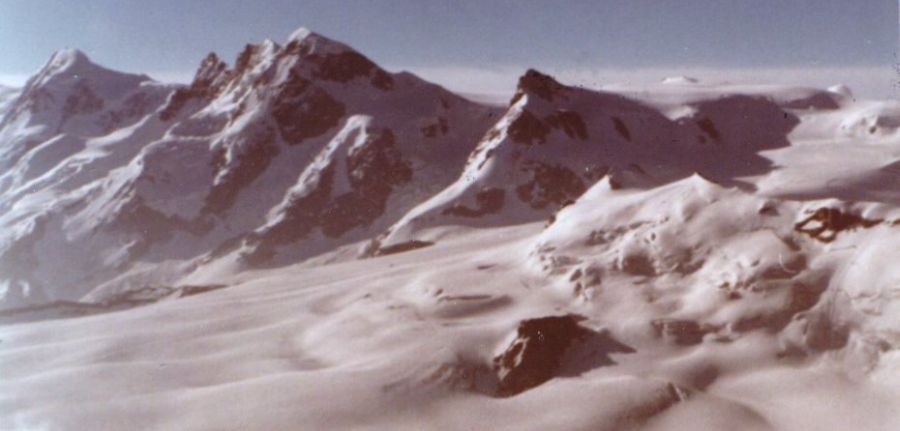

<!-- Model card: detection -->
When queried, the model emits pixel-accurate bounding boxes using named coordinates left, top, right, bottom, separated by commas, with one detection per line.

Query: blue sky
left=1, top=1, right=897, bottom=97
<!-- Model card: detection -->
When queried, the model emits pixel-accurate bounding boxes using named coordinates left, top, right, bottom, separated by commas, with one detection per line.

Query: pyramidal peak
left=284, top=26, right=353, bottom=55
left=29, top=48, right=150, bottom=92
left=31, top=48, right=103, bottom=85
left=287, top=26, right=314, bottom=42
left=0, top=47, right=157, bottom=126
left=46, top=48, right=92, bottom=72
left=511, top=68, right=567, bottom=105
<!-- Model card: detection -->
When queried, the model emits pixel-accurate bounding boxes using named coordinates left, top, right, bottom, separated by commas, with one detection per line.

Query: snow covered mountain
left=0, top=49, right=175, bottom=308
left=3, top=27, right=900, bottom=431
left=376, top=69, right=800, bottom=248
left=0, top=28, right=499, bottom=308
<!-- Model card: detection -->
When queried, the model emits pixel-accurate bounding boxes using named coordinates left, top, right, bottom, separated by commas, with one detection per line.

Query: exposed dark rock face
left=203, top=126, right=279, bottom=214
left=696, top=117, right=721, bottom=142
left=507, top=110, right=551, bottom=146
left=619, top=252, right=657, bottom=276
left=321, top=129, right=411, bottom=237
left=373, top=240, right=435, bottom=256
left=60, top=80, right=104, bottom=125
left=612, top=117, right=631, bottom=142
left=421, top=117, right=449, bottom=138
left=272, top=70, right=346, bottom=145
left=370, top=70, right=394, bottom=91
left=514, top=69, right=565, bottom=103
left=507, top=108, right=587, bottom=147
left=800, top=310, right=850, bottom=351
left=193, top=52, right=233, bottom=87
left=243, top=163, right=336, bottom=264
left=794, top=207, right=883, bottom=243
left=516, top=162, right=586, bottom=210
left=545, top=110, right=588, bottom=140
left=159, top=53, right=231, bottom=121
left=232, top=44, right=263, bottom=80
left=179, top=284, right=229, bottom=297
left=785, top=282, right=827, bottom=318
left=281, top=38, right=394, bottom=90
left=245, top=127, right=412, bottom=263
left=493, top=315, right=591, bottom=397
left=314, top=51, right=393, bottom=90
left=506, top=72, right=582, bottom=143
left=491, top=314, right=635, bottom=397
left=442, top=188, right=506, bottom=218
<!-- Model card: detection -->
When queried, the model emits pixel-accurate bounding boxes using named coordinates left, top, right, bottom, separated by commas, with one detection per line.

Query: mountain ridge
left=0, top=26, right=897, bottom=312
left=0, top=27, right=500, bottom=307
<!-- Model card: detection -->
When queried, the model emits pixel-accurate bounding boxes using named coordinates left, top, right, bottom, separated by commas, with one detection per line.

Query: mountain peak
left=513, top=69, right=566, bottom=104
left=38, top=48, right=100, bottom=80
left=30, top=48, right=149, bottom=90
left=287, top=27, right=314, bottom=42
left=50, top=48, right=91, bottom=65
left=10, top=48, right=149, bottom=118
left=284, top=26, right=352, bottom=55
left=194, top=52, right=230, bottom=85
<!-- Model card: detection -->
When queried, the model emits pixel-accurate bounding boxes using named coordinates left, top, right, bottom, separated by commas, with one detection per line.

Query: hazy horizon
left=1, top=0, right=898, bottom=98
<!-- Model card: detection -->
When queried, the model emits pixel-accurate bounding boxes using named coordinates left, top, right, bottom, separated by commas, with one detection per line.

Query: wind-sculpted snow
left=534, top=175, right=900, bottom=357
left=2, top=27, right=900, bottom=431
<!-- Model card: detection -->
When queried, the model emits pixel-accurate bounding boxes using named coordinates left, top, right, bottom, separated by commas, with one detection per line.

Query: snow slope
left=2, top=27, right=900, bottom=431
left=3, top=214, right=900, bottom=430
